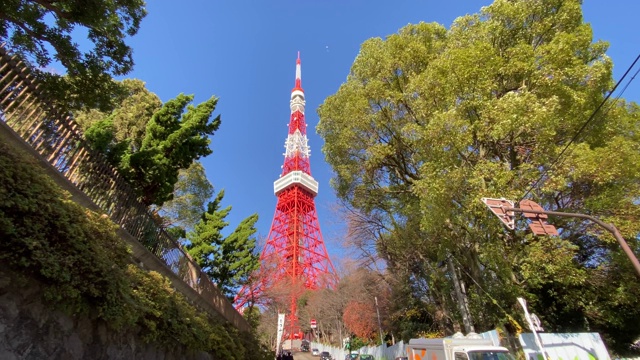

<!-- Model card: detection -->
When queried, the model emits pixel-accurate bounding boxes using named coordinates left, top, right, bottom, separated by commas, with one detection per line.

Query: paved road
left=284, top=351, right=317, bottom=360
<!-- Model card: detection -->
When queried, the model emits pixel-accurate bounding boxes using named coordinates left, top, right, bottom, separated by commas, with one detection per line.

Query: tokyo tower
left=235, top=53, right=337, bottom=339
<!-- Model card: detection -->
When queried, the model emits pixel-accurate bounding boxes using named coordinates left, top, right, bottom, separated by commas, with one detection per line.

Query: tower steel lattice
left=234, top=53, right=337, bottom=340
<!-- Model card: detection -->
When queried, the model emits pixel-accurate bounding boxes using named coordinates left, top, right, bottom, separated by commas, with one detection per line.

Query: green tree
left=159, top=161, right=214, bottom=233
left=215, top=213, right=260, bottom=298
left=186, top=190, right=260, bottom=299
left=0, top=0, right=147, bottom=110
left=317, top=0, right=640, bottom=353
left=82, top=87, right=221, bottom=206
left=124, top=93, right=220, bottom=206
left=185, top=191, right=226, bottom=273
left=75, top=79, right=163, bottom=148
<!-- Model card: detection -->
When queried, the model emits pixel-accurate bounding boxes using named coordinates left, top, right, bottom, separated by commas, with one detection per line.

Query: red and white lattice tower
left=235, top=53, right=337, bottom=340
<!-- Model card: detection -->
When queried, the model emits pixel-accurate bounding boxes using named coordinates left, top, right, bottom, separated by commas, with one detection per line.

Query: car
left=358, top=355, right=374, bottom=360
left=312, top=348, right=320, bottom=356
left=320, top=351, right=332, bottom=360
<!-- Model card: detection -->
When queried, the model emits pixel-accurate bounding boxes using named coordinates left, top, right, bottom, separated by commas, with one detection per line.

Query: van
left=406, top=332, right=515, bottom=360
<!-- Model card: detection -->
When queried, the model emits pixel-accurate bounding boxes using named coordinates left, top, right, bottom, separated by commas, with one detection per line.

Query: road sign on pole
left=519, top=200, right=559, bottom=236
left=310, top=319, right=317, bottom=329
left=481, top=198, right=515, bottom=229
left=481, top=197, right=640, bottom=278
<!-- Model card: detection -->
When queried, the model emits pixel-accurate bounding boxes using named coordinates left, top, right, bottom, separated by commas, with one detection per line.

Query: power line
left=520, top=53, right=640, bottom=201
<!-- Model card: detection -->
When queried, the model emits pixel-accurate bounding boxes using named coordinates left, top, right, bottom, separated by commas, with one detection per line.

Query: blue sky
left=119, top=1, right=640, bottom=270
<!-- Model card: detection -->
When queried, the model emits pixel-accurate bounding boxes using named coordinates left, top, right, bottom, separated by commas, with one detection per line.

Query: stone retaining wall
left=0, top=269, right=213, bottom=360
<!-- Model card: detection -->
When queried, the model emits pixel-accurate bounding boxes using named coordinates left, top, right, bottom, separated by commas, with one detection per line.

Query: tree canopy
left=0, top=0, right=147, bottom=111
left=317, top=0, right=640, bottom=354
left=0, top=0, right=147, bottom=110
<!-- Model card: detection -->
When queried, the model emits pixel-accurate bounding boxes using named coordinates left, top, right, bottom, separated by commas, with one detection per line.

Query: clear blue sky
left=119, top=1, right=640, bottom=269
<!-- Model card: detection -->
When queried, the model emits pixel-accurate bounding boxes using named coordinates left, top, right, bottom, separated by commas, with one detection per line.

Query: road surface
left=285, top=351, right=317, bottom=360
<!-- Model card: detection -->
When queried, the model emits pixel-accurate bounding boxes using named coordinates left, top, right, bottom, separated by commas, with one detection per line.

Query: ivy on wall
left=0, top=142, right=271, bottom=360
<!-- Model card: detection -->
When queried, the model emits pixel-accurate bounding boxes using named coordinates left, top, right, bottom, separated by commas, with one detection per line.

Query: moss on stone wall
left=0, top=142, right=271, bottom=360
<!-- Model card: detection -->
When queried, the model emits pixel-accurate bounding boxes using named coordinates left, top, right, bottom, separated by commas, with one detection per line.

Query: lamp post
left=481, top=198, right=640, bottom=278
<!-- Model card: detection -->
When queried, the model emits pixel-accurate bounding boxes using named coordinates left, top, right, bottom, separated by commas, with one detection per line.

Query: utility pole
left=481, top=198, right=640, bottom=278
left=374, top=296, right=384, bottom=347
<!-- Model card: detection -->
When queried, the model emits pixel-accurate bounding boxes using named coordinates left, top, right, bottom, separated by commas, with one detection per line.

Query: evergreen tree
left=81, top=83, right=221, bottom=207
left=213, top=213, right=260, bottom=298
left=122, top=93, right=220, bottom=206
left=75, top=79, right=163, bottom=149
left=187, top=190, right=260, bottom=299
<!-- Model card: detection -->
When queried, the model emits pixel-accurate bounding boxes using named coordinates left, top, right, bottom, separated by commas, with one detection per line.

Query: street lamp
left=481, top=198, right=640, bottom=278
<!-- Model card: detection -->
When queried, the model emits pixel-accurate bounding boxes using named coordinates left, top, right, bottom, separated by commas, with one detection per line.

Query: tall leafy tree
left=318, top=0, right=640, bottom=353
left=0, top=0, right=147, bottom=111
left=186, top=190, right=260, bottom=299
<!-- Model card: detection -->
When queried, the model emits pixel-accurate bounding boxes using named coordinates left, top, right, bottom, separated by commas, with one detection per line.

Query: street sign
left=528, top=221, right=559, bottom=236
left=530, top=313, right=544, bottom=332
left=481, top=198, right=515, bottom=229
left=519, top=200, right=548, bottom=219
left=519, top=200, right=559, bottom=236
left=310, top=319, right=317, bottom=329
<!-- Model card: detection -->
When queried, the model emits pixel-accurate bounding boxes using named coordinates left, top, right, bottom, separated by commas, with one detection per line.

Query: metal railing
left=0, top=45, right=248, bottom=331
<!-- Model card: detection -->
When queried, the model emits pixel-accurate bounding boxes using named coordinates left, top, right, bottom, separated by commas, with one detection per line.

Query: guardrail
left=0, top=45, right=249, bottom=332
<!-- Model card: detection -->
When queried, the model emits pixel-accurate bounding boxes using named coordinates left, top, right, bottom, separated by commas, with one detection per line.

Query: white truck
left=406, top=332, right=516, bottom=360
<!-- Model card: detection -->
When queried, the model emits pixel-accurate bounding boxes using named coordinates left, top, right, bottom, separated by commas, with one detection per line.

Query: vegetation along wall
left=0, top=141, right=272, bottom=360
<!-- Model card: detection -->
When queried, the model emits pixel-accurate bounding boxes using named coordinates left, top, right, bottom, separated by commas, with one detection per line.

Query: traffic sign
left=481, top=198, right=515, bottom=229
left=519, top=200, right=558, bottom=235
left=310, top=319, right=317, bottom=329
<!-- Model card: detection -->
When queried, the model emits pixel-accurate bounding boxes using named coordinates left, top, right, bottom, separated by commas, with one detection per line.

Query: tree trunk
left=448, top=255, right=475, bottom=334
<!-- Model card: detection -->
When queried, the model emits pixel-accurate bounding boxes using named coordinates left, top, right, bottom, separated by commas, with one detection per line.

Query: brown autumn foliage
left=343, top=300, right=377, bottom=340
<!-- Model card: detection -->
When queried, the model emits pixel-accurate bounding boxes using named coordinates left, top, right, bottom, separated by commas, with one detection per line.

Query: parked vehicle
left=358, top=355, right=374, bottom=360
left=406, top=332, right=515, bottom=360
left=312, top=348, right=320, bottom=356
left=320, top=351, right=332, bottom=360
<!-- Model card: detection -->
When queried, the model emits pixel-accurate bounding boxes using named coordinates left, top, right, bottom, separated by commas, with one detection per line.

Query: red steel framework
left=234, top=53, right=337, bottom=340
